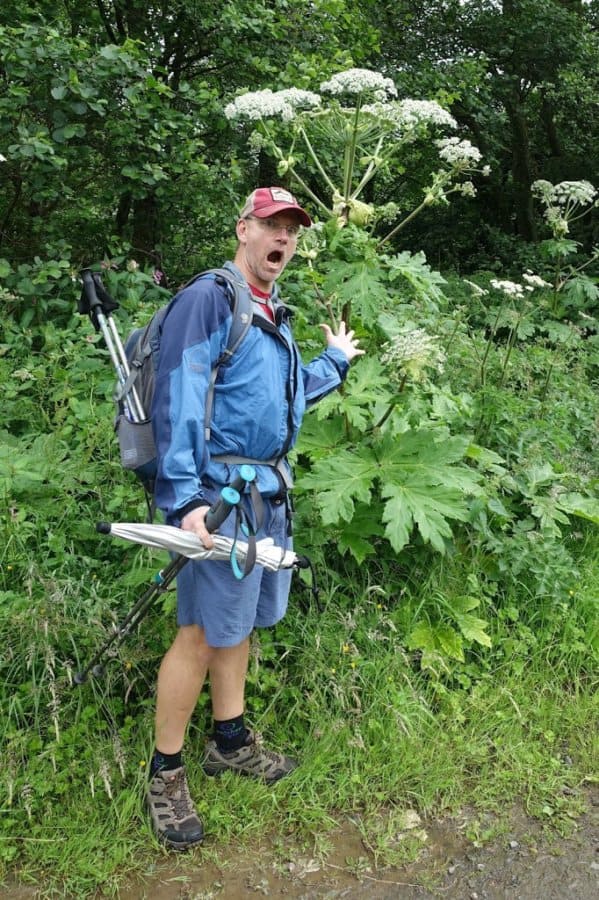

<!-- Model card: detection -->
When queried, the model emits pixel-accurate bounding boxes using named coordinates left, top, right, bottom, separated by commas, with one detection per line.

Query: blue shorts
left=176, top=491, right=293, bottom=647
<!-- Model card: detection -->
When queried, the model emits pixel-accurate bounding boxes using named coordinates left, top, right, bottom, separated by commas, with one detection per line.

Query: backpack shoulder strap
left=196, top=267, right=254, bottom=442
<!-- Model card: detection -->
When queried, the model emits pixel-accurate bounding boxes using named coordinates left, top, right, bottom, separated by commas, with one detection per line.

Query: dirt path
left=2, top=789, right=596, bottom=898
left=115, top=788, right=598, bottom=900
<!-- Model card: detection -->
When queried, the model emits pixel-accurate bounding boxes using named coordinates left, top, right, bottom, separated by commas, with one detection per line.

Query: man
left=147, top=186, right=363, bottom=849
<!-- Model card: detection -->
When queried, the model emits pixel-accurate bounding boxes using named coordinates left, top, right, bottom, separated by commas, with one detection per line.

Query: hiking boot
left=146, top=766, right=204, bottom=850
left=202, top=730, right=297, bottom=784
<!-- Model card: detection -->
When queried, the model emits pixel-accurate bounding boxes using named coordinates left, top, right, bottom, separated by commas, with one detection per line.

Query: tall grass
left=0, top=531, right=597, bottom=896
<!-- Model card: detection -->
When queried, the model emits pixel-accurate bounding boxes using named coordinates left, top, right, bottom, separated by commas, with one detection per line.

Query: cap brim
left=252, top=203, right=312, bottom=227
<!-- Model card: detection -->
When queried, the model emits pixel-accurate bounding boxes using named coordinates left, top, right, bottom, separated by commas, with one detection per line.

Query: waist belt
left=211, top=454, right=293, bottom=490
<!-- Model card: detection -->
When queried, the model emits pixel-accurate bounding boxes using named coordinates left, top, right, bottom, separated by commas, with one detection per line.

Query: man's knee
left=173, top=624, right=214, bottom=662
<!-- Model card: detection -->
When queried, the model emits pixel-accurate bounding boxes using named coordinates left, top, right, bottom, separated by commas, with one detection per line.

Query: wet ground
left=2, top=788, right=597, bottom=898
left=115, top=787, right=599, bottom=900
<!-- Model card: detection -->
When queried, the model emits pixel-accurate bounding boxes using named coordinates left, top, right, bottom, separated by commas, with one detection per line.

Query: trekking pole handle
left=80, top=268, right=102, bottom=313
left=204, top=465, right=256, bottom=532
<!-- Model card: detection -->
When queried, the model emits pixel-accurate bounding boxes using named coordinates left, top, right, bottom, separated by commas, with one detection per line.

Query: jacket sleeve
left=301, top=345, right=349, bottom=407
left=151, top=280, right=230, bottom=521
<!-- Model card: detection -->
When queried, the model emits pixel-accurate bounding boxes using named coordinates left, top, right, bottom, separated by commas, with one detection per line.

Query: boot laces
left=164, top=770, right=194, bottom=820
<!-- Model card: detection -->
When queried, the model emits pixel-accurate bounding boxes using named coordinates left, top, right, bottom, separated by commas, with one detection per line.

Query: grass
left=0, top=532, right=597, bottom=896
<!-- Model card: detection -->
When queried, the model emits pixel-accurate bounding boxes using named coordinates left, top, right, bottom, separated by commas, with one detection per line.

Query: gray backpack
left=116, top=267, right=253, bottom=494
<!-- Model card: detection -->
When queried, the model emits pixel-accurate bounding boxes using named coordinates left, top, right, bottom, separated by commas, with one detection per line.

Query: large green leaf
left=556, top=492, right=599, bottom=525
left=381, top=430, right=482, bottom=493
left=378, top=430, right=481, bottom=552
left=322, top=258, right=388, bottom=320
left=387, top=251, right=446, bottom=305
left=299, top=447, right=378, bottom=524
left=454, top=613, right=492, bottom=648
left=336, top=502, right=385, bottom=563
left=313, top=356, right=393, bottom=429
left=382, top=483, right=467, bottom=553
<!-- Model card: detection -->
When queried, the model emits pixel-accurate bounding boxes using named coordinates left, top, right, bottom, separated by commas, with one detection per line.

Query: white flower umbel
left=225, top=89, right=293, bottom=122
left=381, top=328, right=446, bottom=381
left=224, top=88, right=321, bottom=123
left=363, top=99, right=456, bottom=139
left=436, top=137, right=482, bottom=168
left=490, top=279, right=525, bottom=298
left=522, top=272, right=551, bottom=289
left=277, top=88, right=322, bottom=110
left=535, top=179, right=597, bottom=207
left=320, top=68, right=397, bottom=99
left=532, top=179, right=597, bottom=238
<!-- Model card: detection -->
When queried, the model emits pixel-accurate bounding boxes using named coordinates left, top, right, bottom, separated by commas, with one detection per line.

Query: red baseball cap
left=240, top=187, right=312, bottom=227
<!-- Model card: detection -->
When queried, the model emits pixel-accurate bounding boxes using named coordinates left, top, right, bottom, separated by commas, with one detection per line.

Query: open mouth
left=267, top=250, right=283, bottom=264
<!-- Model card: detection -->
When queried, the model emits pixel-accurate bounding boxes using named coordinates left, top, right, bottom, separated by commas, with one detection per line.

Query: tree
left=369, top=0, right=599, bottom=252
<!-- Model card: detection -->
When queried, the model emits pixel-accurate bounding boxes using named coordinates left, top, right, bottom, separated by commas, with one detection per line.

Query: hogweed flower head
left=522, top=272, right=551, bottom=289
left=436, top=137, right=482, bottom=168
left=532, top=179, right=597, bottom=238
left=532, top=179, right=596, bottom=208
left=224, top=88, right=320, bottom=123
left=381, top=329, right=446, bottom=382
left=320, top=68, right=397, bottom=99
left=363, top=99, right=456, bottom=140
left=490, top=279, right=525, bottom=298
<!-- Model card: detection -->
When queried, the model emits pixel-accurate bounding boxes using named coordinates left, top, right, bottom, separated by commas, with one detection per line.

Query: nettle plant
left=225, top=68, right=490, bottom=564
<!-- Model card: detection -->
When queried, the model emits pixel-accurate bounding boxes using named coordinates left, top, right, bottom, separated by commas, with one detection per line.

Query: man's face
left=235, top=211, right=301, bottom=291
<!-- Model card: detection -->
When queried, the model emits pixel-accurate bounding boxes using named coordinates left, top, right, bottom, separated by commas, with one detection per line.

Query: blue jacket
left=152, top=263, right=349, bottom=521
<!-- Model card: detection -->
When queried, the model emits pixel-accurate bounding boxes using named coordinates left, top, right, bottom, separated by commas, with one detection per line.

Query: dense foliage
left=0, top=2, right=597, bottom=895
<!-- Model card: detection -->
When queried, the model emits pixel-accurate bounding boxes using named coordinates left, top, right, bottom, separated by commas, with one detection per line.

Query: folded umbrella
left=98, top=521, right=298, bottom=571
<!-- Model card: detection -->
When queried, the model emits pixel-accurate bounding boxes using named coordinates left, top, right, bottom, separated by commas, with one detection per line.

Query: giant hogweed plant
left=225, top=68, right=492, bottom=564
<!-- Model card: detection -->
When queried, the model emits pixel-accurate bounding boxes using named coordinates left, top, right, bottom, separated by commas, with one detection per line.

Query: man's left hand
left=320, top=321, right=365, bottom=362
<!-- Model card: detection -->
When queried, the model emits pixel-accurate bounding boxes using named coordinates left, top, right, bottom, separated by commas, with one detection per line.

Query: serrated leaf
left=337, top=531, right=376, bottom=563
left=454, top=613, right=492, bottom=648
left=295, top=415, right=347, bottom=458
left=435, top=624, right=464, bottom=661
left=380, top=491, right=415, bottom=552
left=378, top=430, right=479, bottom=552
left=407, top=621, right=437, bottom=652
left=525, top=463, right=556, bottom=487
left=314, top=356, right=393, bottom=429
left=450, top=595, right=481, bottom=614
left=387, top=251, right=446, bottom=304
left=299, top=447, right=377, bottom=524
left=384, top=483, right=466, bottom=552
left=556, top=492, right=599, bottom=524
left=322, top=259, right=388, bottom=320
left=564, top=274, right=599, bottom=304
left=488, top=498, right=510, bottom=517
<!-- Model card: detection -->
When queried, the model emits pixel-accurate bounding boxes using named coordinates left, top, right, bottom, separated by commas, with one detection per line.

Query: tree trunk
left=131, top=194, right=162, bottom=268
left=505, top=92, right=537, bottom=241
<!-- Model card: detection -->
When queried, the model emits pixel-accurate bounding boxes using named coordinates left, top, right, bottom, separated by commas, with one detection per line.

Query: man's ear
left=236, top=218, right=248, bottom=243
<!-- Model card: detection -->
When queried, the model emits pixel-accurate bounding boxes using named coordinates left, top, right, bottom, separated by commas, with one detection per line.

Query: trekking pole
left=78, top=269, right=145, bottom=423
left=73, top=466, right=257, bottom=685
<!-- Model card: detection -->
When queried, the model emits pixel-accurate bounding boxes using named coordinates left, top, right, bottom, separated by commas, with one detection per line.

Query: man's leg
left=154, top=624, right=212, bottom=753
left=203, top=633, right=298, bottom=785
left=208, top=636, right=250, bottom=720
left=148, top=624, right=213, bottom=850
